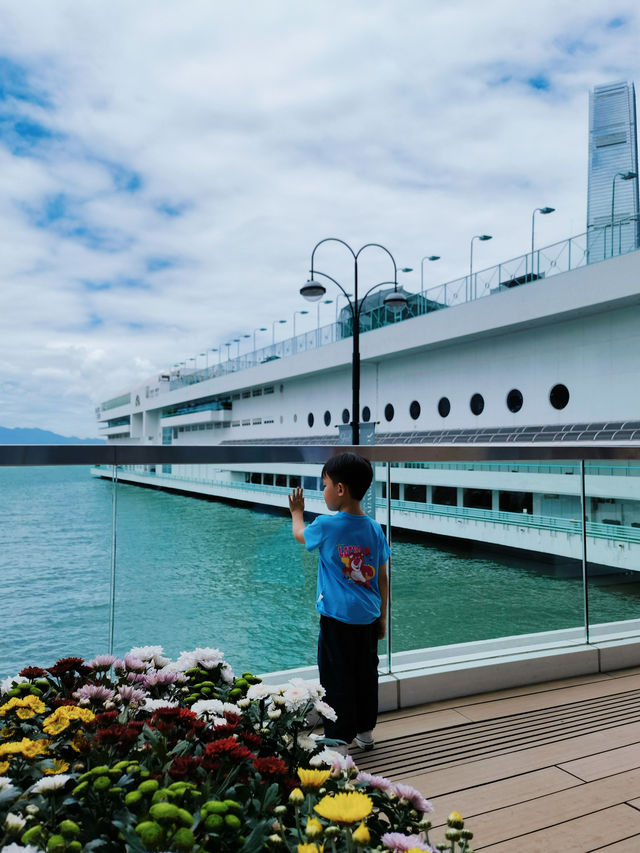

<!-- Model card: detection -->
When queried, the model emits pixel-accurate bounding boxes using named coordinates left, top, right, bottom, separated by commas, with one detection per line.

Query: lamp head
left=540, top=207, right=555, bottom=215
left=400, top=267, right=413, bottom=273
left=300, top=278, right=327, bottom=302
left=622, top=171, right=637, bottom=180
left=479, top=234, right=492, bottom=241
left=428, top=255, right=440, bottom=261
left=383, top=289, right=409, bottom=313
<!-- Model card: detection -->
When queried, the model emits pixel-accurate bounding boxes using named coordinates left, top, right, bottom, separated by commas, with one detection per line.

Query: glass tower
left=587, top=81, right=639, bottom=262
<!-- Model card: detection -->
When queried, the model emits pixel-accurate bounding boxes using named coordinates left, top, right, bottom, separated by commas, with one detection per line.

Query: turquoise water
left=2, top=466, right=640, bottom=679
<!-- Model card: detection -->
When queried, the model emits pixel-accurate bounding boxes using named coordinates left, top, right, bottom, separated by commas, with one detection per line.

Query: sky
left=0, top=0, right=639, bottom=438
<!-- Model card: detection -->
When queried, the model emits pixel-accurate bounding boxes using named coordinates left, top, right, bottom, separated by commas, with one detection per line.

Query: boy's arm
left=377, top=562, right=388, bottom=640
left=288, top=487, right=306, bottom=544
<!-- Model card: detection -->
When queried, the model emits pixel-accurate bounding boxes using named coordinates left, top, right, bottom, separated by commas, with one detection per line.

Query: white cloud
left=0, top=0, right=638, bottom=435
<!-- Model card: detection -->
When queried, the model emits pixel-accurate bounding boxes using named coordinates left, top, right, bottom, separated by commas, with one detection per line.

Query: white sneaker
left=354, top=731, right=375, bottom=751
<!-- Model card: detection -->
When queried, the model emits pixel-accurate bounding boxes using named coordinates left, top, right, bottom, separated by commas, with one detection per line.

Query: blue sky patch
left=0, top=57, right=50, bottom=107
left=146, top=256, right=175, bottom=272
left=103, top=160, right=143, bottom=193
left=25, top=193, right=134, bottom=253
left=156, top=200, right=188, bottom=217
left=607, top=16, right=627, bottom=29
left=527, top=75, right=551, bottom=91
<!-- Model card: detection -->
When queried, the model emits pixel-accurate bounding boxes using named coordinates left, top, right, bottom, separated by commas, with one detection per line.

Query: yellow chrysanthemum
left=0, top=737, right=49, bottom=759
left=298, top=768, right=331, bottom=789
left=0, top=695, right=46, bottom=719
left=42, top=706, right=95, bottom=735
left=314, top=791, right=373, bottom=824
left=0, top=760, right=9, bottom=773
left=352, top=821, right=370, bottom=846
left=70, top=732, right=89, bottom=753
left=43, top=758, right=71, bottom=776
left=297, top=845, right=323, bottom=853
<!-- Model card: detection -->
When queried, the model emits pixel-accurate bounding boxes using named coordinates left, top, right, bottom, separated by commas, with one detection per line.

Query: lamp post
left=253, top=327, right=267, bottom=350
left=293, top=310, right=309, bottom=337
left=316, top=298, right=333, bottom=328
left=272, top=319, right=286, bottom=345
left=611, top=171, right=637, bottom=257
left=531, top=207, right=555, bottom=278
left=232, top=338, right=240, bottom=357
left=300, top=238, right=406, bottom=445
left=469, top=235, right=492, bottom=300
left=420, top=255, right=440, bottom=295
left=224, top=342, right=231, bottom=360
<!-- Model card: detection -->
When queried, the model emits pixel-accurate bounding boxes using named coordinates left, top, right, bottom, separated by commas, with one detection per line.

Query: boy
left=288, top=452, right=390, bottom=752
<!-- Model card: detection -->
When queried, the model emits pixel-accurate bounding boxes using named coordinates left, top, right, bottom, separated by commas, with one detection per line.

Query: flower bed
left=0, top=647, right=474, bottom=852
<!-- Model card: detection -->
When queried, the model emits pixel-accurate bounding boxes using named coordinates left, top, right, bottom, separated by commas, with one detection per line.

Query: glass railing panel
left=0, top=463, right=115, bottom=679
left=584, top=460, right=640, bottom=642
left=106, top=464, right=320, bottom=676
left=384, top=458, right=587, bottom=669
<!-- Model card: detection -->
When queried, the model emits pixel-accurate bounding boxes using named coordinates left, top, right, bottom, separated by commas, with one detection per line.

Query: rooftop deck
left=354, top=666, right=640, bottom=852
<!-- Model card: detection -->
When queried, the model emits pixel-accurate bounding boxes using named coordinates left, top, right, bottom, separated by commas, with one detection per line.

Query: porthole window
left=324, top=410, right=331, bottom=427
left=341, top=408, right=350, bottom=424
left=438, top=397, right=451, bottom=418
left=307, top=412, right=314, bottom=428
left=549, top=383, right=570, bottom=410
left=362, top=406, right=371, bottom=423
left=384, top=403, right=394, bottom=422
left=506, top=389, right=523, bottom=413
left=409, top=400, right=421, bottom=420
left=470, top=393, right=484, bottom=416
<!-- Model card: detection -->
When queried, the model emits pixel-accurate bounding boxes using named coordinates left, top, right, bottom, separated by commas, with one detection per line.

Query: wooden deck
left=353, top=666, right=640, bottom=852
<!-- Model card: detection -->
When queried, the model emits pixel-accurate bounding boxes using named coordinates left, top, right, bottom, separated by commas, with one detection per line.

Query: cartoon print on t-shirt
left=338, top=544, right=375, bottom=587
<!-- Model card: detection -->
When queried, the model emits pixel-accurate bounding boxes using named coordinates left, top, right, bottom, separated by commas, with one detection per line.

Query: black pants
left=317, top=614, right=379, bottom=744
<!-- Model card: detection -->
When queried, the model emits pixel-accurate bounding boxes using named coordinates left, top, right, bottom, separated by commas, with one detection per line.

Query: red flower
left=19, top=666, right=47, bottom=679
left=48, top=657, right=89, bottom=677
left=239, top=731, right=262, bottom=749
left=204, top=737, right=255, bottom=762
left=168, top=755, right=202, bottom=779
left=94, top=711, right=119, bottom=728
left=253, top=756, right=288, bottom=778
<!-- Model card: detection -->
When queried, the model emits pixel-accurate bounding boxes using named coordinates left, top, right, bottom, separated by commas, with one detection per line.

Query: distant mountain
left=0, top=426, right=105, bottom=445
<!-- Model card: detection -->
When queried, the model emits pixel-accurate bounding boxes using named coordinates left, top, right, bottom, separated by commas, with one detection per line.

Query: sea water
left=2, top=466, right=640, bottom=679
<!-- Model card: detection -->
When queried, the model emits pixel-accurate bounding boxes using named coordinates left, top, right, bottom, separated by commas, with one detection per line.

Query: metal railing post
left=108, top=463, right=118, bottom=655
left=580, top=459, right=590, bottom=644
left=386, top=462, right=392, bottom=675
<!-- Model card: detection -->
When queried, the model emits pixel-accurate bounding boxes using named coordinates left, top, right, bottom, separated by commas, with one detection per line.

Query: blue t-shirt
left=304, top=512, right=391, bottom=625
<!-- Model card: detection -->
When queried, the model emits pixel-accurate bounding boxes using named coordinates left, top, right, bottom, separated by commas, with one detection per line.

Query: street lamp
left=272, top=319, right=287, bottom=345
left=611, top=171, right=637, bottom=257
left=224, top=342, right=231, bottom=360
left=531, top=207, right=555, bottom=278
left=316, top=298, right=333, bottom=328
left=253, top=327, right=267, bottom=350
left=233, top=338, right=241, bottom=357
left=469, top=235, right=492, bottom=300
left=300, top=238, right=406, bottom=445
left=293, top=310, right=309, bottom=336
left=420, top=255, right=440, bottom=295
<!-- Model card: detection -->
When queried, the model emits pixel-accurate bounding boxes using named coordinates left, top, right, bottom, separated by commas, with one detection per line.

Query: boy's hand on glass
left=288, top=487, right=305, bottom=514
left=377, top=617, right=386, bottom=640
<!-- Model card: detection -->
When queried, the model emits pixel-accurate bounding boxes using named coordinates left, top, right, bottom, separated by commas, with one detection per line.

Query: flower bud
left=445, top=828, right=461, bottom=841
left=352, top=821, right=370, bottom=846
left=267, top=835, right=283, bottom=845
left=447, top=810, right=464, bottom=829
left=289, top=787, right=304, bottom=805
left=274, top=805, right=288, bottom=816
left=305, top=817, right=323, bottom=838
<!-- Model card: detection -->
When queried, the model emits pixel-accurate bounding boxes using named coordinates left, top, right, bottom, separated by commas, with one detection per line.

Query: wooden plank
left=597, top=837, right=640, bottom=853
left=375, top=708, right=471, bottom=739
left=478, top=804, right=640, bottom=853
left=457, top=676, right=640, bottom=723
left=560, top=743, right=640, bottom=782
left=402, top=722, right=640, bottom=797
left=456, top=769, right=640, bottom=848
left=428, top=767, right=581, bottom=828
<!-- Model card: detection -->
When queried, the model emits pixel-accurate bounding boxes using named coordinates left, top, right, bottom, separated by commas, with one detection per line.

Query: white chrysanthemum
left=268, top=708, right=281, bottom=720
left=309, top=748, right=344, bottom=768
left=246, top=683, right=274, bottom=701
left=290, top=677, right=325, bottom=700
left=142, top=698, right=179, bottom=712
left=211, top=716, right=231, bottom=727
left=314, top=699, right=338, bottom=722
left=2, top=844, right=41, bottom=853
left=128, top=646, right=170, bottom=668
left=220, top=663, right=234, bottom=683
left=297, top=735, right=317, bottom=751
left=0, top=776, right=17, bottom=792
left=4, top=812, right=26, bottom=832
left=173, top=647, right=225, bottom=672
left=237, top=697, right=251, bottom=709
left=190, top=698, right=225, bottom=718
left=0, top=675, right=27, bottom=695
left=30, top=775, right=73, bottom=794
left=282, top=685, right=310, bottom=711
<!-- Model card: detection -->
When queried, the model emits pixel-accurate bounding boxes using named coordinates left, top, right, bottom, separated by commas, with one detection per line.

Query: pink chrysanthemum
left=391, top=783, right=433, bottom=814
left=356, top=770, right=394, bottom=791
left=381, top=832, right=433, bottom=851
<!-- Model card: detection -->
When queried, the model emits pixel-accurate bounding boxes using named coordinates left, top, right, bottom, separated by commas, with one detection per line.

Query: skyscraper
left=587, top=81, right=639, bottom=263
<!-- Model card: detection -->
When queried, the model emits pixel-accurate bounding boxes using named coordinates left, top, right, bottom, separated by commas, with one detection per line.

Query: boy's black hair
left=321, top=452, right=373, bottom=501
